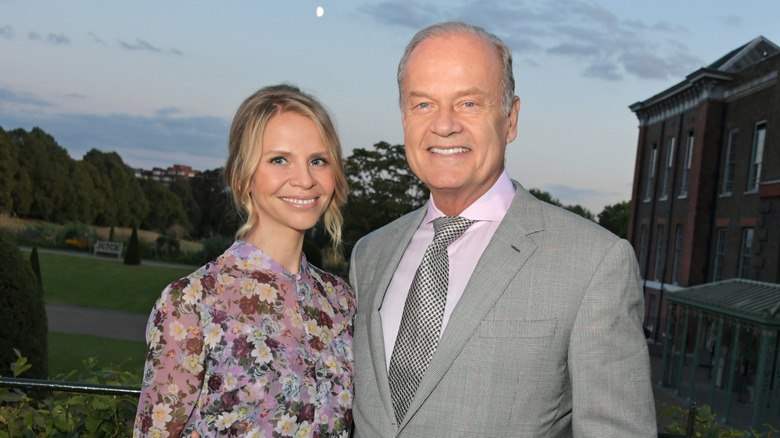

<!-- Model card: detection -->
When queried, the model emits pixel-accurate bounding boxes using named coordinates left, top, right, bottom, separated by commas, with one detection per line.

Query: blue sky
left=1, top=0, right=778, bottom=214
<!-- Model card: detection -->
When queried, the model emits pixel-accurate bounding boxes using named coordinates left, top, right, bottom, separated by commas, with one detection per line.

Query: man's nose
left=430, top=107, right=462, bottom=137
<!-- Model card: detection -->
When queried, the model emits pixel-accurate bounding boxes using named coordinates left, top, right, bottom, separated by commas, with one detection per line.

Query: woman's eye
left=311, top=157, right=328, bottom=166
left=270, top=157, right=286, bottom=165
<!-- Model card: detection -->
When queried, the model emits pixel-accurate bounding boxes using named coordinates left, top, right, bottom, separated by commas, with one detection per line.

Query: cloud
left=87, top=32, right=105, bottom=44
left=0, top=25, right=13, bottom=39
left=360, top=0, right=704, bottom=82
left=116, top=38, right=184, bottom=56
left=0, top=87, right=52, bottom=108
left=0, top=102, right=229, bottom=170
left=28, top=31, right=71, bottom=45
left=721, top=15, right=742, bottom=27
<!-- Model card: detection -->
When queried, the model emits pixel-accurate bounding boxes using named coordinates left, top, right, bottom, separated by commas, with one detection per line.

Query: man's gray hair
left=397, top=21, right=516, bottom=115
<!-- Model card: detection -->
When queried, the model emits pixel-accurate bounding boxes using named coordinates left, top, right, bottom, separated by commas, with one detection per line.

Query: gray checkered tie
left=388, top=215, right=476, bottom=423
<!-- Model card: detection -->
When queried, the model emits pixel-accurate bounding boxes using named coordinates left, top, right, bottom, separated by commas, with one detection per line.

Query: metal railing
left=0, top=376, right=140, bottom=397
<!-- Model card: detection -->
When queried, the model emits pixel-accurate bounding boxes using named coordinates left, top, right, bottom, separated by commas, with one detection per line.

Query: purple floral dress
left=133, top=240, right=355, bottom=438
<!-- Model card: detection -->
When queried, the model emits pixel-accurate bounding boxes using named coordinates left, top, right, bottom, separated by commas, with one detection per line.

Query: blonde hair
left=223, top=84, right=347, bottom=252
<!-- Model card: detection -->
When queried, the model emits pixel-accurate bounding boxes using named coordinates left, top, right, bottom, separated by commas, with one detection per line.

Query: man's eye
left=464, top=101, right=476, bottom=108
left=418, top=102, right=429, bottom=109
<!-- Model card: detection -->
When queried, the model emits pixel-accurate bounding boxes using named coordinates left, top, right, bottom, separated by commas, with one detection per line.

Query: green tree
left=83, top=149, right=149, bottom=227
left=189, top=168, right=240, bottom=239
left=529, top=188, right=595, bottom=221
left=139, top=179, right=190, bottom=233
left=124, top=225, right=141, bottom=265
left=29, top=246, right=43, bottom=288
left=168, top=176, right=200, bottom=236
left=341, top=142, right=428, bottom=259
left=0, top=126, right=24, bottom=214
left=598, top=200, right=630, bottom=239
left=0, top=230, right=48, bottom=378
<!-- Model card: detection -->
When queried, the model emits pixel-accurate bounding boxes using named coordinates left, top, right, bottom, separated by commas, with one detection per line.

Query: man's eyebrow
left=406, top=87, right=489, bottom=100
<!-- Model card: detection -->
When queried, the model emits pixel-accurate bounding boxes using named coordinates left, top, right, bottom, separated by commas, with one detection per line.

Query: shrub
left=0, top=229, right=47, bottom=379
left=198, top=234, right=233, bottom=264
left=56, top=221, right=96, bottom=244
left=0, top=353, right=141, bottom=437
left=30, top=246, right=42, bottom=288
left=124, top=226, right=141, bottom=265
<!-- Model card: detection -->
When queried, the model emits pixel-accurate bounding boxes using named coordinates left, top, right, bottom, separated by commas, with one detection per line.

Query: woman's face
left=248, top=111, right=335, bottom=240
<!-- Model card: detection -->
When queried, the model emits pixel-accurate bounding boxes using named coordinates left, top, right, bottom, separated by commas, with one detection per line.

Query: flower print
left=181, top=279, right=202, bottom=305
left=260, top=315, right=282, bottom=337
left=251, top=345, right=273, bottom=364
left=295, top=421, right=312, bottom=437
left=167, top=383, right=179, bottom=395
left=168, top=320, right=186, bottom=342
left=318, top=296, right=335, bottom=317
left=319, top=328, right=333, bottom=346
left=147, top=426, right=169, bottom=438
left=240, top=278, right=260, bottom=298
left=148, top=326, right=162, bottom=347
left=287, top=308, right=304, bottom=329
left=230, top=321, right=246, bottom=335
left=280, top=373, right=302, bottom=401
left=245, top=427, right=266, bottom=438
left=250, top=270, right=274, bottom=284
left=298, top=403, right=315, bottom=423
left=232, top=336, right=251, bottom=359
left=142, top=362, right=157, bottom=387
left=181, top=353, right=204, bottom=374
left=240, top=295, right=261, bottom=315
left=204, top=324, right=223, bottom=349
left=296, top=282, right=313, bottom=304
left=151, top=403, right=172, bottom=427
left=337, top=389, right=352, bottom=407
left=220, top=390, right=240, bottom=410
left=274, top=413, right=298, bottom=437
left=215, top=410, right=239, bottom=431
left=201, top=274, right=216, bottom=292
left=316, top=381, right=333, bottom=407
left=316, top=309, right=334, bottom=329
left=331, top=338, right=352, bottom=360
left=323, top=356, right=340, bottom=375
left=185, top=336, right=203, bottom=355
left=211, top=309, right=229, bottom=325
left=208, top=374, right=223, bottom=392
left=223, top=373, right=238, bottom=391
left=257, top=283, right=277, bottom=303
left=217, top=273, right=232, bottom=286
left=305, top=319, right=321, bottom=337
left=338, top=296, right=350, bottom=312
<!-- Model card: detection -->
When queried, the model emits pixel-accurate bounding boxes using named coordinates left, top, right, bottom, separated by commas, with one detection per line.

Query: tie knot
left=431, top=216, right=476, bottom=248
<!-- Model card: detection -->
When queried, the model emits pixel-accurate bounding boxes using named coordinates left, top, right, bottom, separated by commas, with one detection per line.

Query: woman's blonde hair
left=223, top=84, right=347, bottom=251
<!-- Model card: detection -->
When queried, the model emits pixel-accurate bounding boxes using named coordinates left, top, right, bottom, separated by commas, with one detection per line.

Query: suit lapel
left=401, top=183, right=544, bottom=427
left=365, top=206, right=427, bottom=425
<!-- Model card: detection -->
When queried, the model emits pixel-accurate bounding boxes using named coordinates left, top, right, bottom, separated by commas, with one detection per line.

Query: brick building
left=134, top=164, right=200, bottom=186
left=628, top=36, right=779, bottom=337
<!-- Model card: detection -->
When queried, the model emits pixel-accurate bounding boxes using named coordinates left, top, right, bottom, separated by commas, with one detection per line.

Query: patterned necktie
left=388, top=215, right=476, bottom=424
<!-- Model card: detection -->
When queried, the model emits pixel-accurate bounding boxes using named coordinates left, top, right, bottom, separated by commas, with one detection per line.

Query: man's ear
left=505, top=96, right=521, bottom=144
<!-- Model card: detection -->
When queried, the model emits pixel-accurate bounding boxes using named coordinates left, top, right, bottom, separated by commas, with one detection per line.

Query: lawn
left=47, top=332, right=146, bottom=378
left=32, top=251, right=194, bottom=313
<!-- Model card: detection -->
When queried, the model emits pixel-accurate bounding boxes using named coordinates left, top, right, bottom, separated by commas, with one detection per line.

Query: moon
left=316, top=6, right=324, bottom=17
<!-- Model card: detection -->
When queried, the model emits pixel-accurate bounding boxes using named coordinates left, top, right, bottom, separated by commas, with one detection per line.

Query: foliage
left=0, top=353, right=141, bottom=437
left=598, top=200, right=630, bottom=239
left=657, top=402, right=777, bottom=437
left=83, top=149, right=150, bottom=228
left=0, top=230, right=48, bottom=379
left=138, top=179, right=190, bottom=233
left=529, top=188, right=595, bottom=221
left=188, top=168, right=241, bottom=239
left=342, top=141, right=429, bottom=259
left=124, top=226, right=141, bottom=265
left=30, top=246, right=42, bottom=288
left=199, top=233, right=234, bottom=264
left=108, top=225, right=115, bottom=242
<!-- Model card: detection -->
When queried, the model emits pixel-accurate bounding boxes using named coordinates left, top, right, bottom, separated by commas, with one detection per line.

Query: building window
left=639, top=225, right=648, bottom=274
left=653, top=225, right=664, bottom=281
left=644, top=144, right=657, bottom=201
left=721, top=129, right=738, bottom=195
left=713, top=228, right=727, bottom=282
left=672, top=224, right=684, bottom=284
left=679, top=131, right=694, bottom=198
left=747, top=122, right=766, bottom=193
left=738, top=228, right=753, bottom=278
left=660, top=137, right=675, bottom=200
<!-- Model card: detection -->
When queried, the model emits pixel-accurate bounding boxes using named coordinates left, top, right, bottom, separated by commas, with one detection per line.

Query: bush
left=30, top=246, right=42, bottom=288
left=198, top=233, right=233, bottom=264
left=657, top=401, right=778, bottom=437
left=124, top=226, right=141, bottom=265
left=0, top=353, right=141, bottom=437
left=0, top=229, right=47, bottom=379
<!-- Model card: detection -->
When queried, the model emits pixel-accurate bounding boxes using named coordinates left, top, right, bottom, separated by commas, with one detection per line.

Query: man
left=349, top=21, right=656, bottom=437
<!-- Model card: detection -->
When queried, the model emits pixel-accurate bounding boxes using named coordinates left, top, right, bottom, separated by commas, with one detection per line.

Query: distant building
left=628, top=37, right=780, bottom=427
left=134, top=164, right=200, bottom=186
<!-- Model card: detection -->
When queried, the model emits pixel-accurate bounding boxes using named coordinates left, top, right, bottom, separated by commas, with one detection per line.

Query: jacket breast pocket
left=479, top=318, right=556, bottom=346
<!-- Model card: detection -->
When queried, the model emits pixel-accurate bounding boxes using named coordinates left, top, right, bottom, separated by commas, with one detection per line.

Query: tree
left=0, top=230, right=48, bottom=378
left=598, top=200, right=630, bottom=239
left=124, top=226, right=141, bottom=265
left=189, top=168, right=240, bottom=239
left=529, top=188, right=595, bottom=221
left=139, top=179, right=190, bottom=233
left=83, top=149, right=149, bottom=227
left=341, top=142, right=428, bottom=259
left=168, top=176, right=201, bottom=236
left=29, top=246, right=42, bottom=288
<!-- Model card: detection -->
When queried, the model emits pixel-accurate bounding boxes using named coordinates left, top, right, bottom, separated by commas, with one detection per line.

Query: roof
left=667, top=279, right=780, bottom=326
left=708, top=36, right=780, bottom=73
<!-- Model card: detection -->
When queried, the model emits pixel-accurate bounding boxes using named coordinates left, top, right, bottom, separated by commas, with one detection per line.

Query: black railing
left=0, top=376, right=140, bottom=397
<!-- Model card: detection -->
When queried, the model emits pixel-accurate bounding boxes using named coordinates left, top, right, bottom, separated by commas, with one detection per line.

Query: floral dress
left=133, top=240, right=355, bottom=438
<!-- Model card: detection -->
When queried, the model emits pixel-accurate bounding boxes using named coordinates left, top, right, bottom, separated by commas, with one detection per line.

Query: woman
left=133, top=84, right=354, bottom=438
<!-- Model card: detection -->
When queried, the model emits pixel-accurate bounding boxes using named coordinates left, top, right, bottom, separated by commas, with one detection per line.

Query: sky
left=1, top=0, right=779, bottom=214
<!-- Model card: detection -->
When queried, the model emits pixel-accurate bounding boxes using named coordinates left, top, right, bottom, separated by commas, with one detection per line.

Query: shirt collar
left=424, top=170, right=515, bottom=224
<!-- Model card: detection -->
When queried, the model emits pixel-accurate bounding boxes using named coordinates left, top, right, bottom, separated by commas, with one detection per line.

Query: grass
left=47, top=332, right=146, bottom=378
left=33, top=251, right=194, bottom=313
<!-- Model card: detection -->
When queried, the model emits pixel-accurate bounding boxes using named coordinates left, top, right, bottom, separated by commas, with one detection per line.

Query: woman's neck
left=244, top=228, right=304, bottom=274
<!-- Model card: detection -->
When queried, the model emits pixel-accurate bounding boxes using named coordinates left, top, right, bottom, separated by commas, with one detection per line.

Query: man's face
left=401, top=32, right=520, bottom=215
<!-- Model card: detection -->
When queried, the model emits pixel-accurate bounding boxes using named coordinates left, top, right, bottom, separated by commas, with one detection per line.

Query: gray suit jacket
left=349, top=183, right=656, bottom=437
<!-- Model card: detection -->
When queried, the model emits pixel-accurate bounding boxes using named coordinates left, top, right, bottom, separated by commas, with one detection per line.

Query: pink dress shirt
left=380, top=171, right=515, bottom=369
